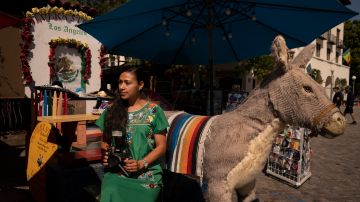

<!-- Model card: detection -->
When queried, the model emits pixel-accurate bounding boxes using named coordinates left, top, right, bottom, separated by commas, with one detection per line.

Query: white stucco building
left=290, top=23, right=350, bottom=99
left=213, top=23, right=351, bottom=98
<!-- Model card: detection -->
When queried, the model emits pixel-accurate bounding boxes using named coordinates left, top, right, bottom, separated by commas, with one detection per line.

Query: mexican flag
left=343, top=48, right=351, bottom=65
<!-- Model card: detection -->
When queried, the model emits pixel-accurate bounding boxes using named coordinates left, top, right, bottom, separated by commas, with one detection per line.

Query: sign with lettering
left=27, top=122, right=58, bottom=181
left=23, top=8, right=102, bottom=113
left=48, top=22, right=88, bottom=36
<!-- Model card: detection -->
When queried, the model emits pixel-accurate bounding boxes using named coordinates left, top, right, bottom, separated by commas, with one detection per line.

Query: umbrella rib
left=208, top=3, right=240, bottom=61
left=215, top=1, right=356, bottom=26
left=215, top=2, right=254, bottom=25
left=170, top=5, right=207, bottom=64
left=219, top=24, right=240, bottom=61
left=164, top=1, right=206, bottom=27
left=232, top=0, right=357, bottom=15
left=211, top=5, right=241, bottom=61
left=229, top=0, right=356, bottom=14
left=215, top=5, right=309, bottom=45
left=251, top=17, right=308, bottom=45
left=81, top=3, right=187, bottom=25
left=235, top=10, right=309, bottom=45
left=110, top=23, right=161, bottom=53
left=168, top=19, right=201, bottom=26
left=110, top=11, right=182, bottom=52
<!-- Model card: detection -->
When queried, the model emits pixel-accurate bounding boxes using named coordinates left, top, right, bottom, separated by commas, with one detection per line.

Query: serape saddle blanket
left=166, top=112, right=217, bottom=179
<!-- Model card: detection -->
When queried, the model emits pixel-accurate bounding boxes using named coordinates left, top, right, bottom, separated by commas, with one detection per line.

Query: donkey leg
left=206, top=180, right=237, bottom=202
left=236, top=180, right=257, bottom=202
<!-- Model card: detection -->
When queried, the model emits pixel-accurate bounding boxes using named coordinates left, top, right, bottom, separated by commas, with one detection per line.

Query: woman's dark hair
left=103, top=65, right=148, bottom=142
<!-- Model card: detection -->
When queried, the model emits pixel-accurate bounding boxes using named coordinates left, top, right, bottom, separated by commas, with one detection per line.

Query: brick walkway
left=256, top=107, right=360, bottom=202
left=0, top=108, right=359, bottom=202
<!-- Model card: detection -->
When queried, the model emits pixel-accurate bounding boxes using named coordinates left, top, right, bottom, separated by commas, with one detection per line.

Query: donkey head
left=264, top=35, right=345, bottom=137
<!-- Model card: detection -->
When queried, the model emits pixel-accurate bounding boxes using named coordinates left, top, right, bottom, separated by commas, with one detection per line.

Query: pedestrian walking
left=332, top=86, right=343, bottom=108
left=344, top=86, right=357, bottom=124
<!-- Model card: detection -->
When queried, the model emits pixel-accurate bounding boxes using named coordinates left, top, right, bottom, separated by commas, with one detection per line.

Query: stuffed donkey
left=164, top=35, right=346, bottom=202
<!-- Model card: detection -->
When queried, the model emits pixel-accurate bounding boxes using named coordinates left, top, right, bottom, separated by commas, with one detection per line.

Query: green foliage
left=339, top=78, right=347, bottom=87
left=344, top=20, right=360, bottom=95
left=126, top=58, right=145, bottom=66
left=335, top=78, right=347, bottom=90
left=312, top=69, right=323, bottom=84
left=68, top=0, right=128, bottom=15
left=235, top=55, right=276, bottom=81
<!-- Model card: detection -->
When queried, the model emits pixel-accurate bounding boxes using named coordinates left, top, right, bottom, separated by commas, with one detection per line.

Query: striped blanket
left=166, top=112, right=217, bottom=179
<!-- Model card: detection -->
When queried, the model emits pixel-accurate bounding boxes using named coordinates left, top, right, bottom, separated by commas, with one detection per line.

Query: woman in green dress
left=96, top=66, right=168, bottom=202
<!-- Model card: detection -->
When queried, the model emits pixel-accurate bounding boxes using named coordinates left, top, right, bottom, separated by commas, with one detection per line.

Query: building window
left=327, top=30, right=331, bottom=40
left=336, top=52, right=340, bottom=63
left=327, top=48, right=331, bottom=60
left=316, top=43, right=321, bottom=57
left=110, top=55, right=116, bottom=66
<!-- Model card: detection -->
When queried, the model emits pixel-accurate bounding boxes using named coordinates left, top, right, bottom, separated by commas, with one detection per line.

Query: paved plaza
left=0, top=107, right=359, bottom=202
left=256, top=107, right=360, bottom=202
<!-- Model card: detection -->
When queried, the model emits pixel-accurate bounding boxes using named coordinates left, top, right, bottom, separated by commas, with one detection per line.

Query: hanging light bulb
left=164, top=27, right=170, bottom=37
left=225, top=7, right=231, bottom=16
left=162, top=17, right=168, bottom=26
left=191, top=34, right=196, bottom=43
left=251, top=9, right=256, bottom=21
left=228, top=24, right=233, bottom=39
left=186, top=9, right=192, bottom=17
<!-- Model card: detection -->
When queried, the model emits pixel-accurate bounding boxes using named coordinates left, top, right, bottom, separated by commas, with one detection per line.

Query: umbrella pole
left=208, top=28, right=214, bottom=116
left=207, top=3, right=214, bottom=116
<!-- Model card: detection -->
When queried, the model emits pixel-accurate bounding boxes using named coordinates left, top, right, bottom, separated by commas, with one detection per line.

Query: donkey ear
left=291, top=43, right=315, bottom=69
left=271, top=35, right=290, bottom=72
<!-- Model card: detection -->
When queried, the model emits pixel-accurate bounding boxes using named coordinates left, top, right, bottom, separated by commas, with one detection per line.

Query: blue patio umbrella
left=78, top=0, right=357, bottom=115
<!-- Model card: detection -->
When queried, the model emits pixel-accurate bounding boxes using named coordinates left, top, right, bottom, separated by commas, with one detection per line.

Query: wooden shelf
left=37, top=114, right=99, bottom=123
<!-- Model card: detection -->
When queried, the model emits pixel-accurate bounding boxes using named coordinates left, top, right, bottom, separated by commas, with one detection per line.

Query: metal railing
left=336, top=39, right=344, bottom=49
left=0, top=98, right=31, bottom=134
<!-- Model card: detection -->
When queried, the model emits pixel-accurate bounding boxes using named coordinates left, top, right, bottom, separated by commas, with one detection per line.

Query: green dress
left=96, top=101, right=169, bottom=202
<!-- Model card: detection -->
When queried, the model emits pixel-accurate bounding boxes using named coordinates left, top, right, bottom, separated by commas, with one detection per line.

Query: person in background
left=343, top=86, right=357, bottom=124
left=52, top=80, right=63, bottom=88
left=96, top=65, right=169, bottom=202
left=332, top=86, right=343, bottom=109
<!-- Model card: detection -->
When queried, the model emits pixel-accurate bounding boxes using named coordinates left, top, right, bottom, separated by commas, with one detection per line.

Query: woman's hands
left=124, top=159, right=144, bottom=172
left=102, top=141, right=144, bottom=173
left=101, top=142, right=109, bottom=167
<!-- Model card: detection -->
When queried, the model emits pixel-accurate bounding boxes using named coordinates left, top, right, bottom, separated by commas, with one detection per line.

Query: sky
left=347, top=1, right=360, bottom=20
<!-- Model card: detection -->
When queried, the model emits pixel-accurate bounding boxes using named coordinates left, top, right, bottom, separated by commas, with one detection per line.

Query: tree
left=344, top=20, right=360, bottom=95
left=235, top=55, right=275, bottom=81
left=335, top=78, right=348, bottom=90
left=311, top=69, right=323, bottom=84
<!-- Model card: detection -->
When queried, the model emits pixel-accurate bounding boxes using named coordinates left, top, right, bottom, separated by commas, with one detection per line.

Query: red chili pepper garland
left=20, top=17, right=35, bottom=85
left=99, top=45, right=106, bottom=79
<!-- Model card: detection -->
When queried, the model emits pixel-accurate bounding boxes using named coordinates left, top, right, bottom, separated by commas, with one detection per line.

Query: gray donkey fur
left=166, top=35, right=346, bottom=202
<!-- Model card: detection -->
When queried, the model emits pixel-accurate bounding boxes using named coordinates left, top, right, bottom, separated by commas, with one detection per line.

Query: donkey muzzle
left=322, top=112, right=346, bottom=137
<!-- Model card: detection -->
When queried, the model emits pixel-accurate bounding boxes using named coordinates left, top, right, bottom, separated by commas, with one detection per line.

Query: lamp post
left=330, top=70, right=334, bottom=99
left=352, top=75, right=356, bottom=95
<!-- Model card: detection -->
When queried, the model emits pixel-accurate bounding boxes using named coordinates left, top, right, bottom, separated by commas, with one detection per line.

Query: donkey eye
left=303, top=86, right=313, bottom=93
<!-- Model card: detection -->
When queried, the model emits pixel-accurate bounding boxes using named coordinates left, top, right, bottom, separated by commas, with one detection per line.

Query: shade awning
left=0, top=11, right=21, bottom=29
